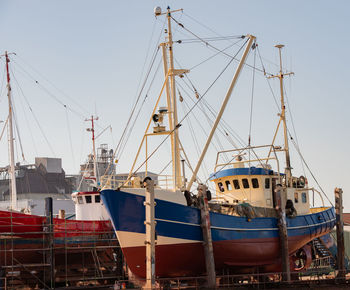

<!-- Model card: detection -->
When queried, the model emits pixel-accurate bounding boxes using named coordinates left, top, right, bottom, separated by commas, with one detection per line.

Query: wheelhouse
left=210, top=145, right=311, bottom=215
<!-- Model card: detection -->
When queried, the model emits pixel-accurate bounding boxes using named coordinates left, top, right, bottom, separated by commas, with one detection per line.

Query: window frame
left=77, top=196, right=84, bottom=204
left=85, top=195, right=92, bottom=204
left=225, top=180, right=232, bottom=191
left=294, top=192, right=299, bottom=203
left=242, top=178, right=249, bottom=189
left=218, top=182, right=225, bottom=192
left=233, top=179, right=240, bottom=190
left=252, top=178, right=259, bottom=188
left=302, top=192, right=307, bottom=203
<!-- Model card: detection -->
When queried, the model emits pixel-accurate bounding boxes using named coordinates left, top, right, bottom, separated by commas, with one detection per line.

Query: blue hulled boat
left=101, top=7, right=336, bottom=279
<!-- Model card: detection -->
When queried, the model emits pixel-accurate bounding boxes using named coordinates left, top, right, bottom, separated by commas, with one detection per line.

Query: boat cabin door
left=272, top=177, right=280, bottom=208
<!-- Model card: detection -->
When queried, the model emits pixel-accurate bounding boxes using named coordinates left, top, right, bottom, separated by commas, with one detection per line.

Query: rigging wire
left=117, top=59, right=162, bottom=162
left=114, top=17, right=166, bottom=160
left=0, top=118, right=8, bottom=143
left=179, top=73, right=245, bottom=149
left=132, top=17, right=160, bottom=109
left=113, top=46, right=161, bottom=162
left=0, top=63, right=6, bottom=104
left=10, top=66, right=56, bottom=157
left=12, top=101, right=25, bottom=161
left=120, top=40, right=251, bottom=189
left=178, top=35, right=245, bottom=44
left=12, top=55, right=91, bottom=116
left=158, top=160, right=172, bottom=176
left=257, top=46, right=280, bottom=111
left=10, top=60, right=87, bottom=120
left=290, top=136, right=333, bottom=206
left=65, top=107, right=76, bottom=168
left=189, top=38, right=244, bottom=71
left=284, top=79, right=306, bottom=177
left=171, top=15, right=270, bottom=76
left=257, top=47, right=332, bottom=205
left=179, top=97, right=208, bottom=180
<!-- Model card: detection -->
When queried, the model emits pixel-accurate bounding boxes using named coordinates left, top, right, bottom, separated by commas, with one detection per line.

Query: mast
left=160, top=42, right=176, bottom=188
left=166, top=7, right=182, bottom=189
left=86, top=115, right=99, bottom=187
left=268, top=45, right=293, bottom=185
left=186, top=35, right=256, bottom=192
left=5, top=51, right=17, bottom=210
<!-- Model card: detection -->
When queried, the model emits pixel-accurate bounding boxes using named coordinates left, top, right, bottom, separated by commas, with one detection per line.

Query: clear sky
left=0, top=1, right=349, bottom=209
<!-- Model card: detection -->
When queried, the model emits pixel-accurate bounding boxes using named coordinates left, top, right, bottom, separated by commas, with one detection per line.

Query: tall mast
left=186, top=35, right=256, bottom=192
left=5, top=51, right=17, bottom=210
left=269, top=45, right=293, bottom=185
left=159, top=42, right=176, bottom=188
left=166, top=7, right=182, bottom=189
left=86, top=115, right=99, bottom=187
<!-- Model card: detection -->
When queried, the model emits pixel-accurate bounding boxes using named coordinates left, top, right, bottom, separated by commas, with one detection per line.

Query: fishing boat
left=0, top=51, right=116, bottom=275
left=101, top=7, right=336, bottom=279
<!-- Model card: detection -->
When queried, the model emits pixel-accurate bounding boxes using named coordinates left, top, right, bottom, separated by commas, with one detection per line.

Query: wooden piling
left=45, top=197, right=55, bottom=289
left=335, top=187, right=345, bottom=279
left=275, top=185, right=291, bottom=282
left=198, top=184, right=216, bottom=288
left=144, top=179, right=156, bottom=289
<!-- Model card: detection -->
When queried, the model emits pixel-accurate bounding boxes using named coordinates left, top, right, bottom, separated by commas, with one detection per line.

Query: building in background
left=0, top=157, right=75, bottom=215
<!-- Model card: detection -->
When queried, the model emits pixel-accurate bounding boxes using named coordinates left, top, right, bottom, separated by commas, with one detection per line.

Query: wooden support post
left=198, top=184, right=216, bottom=288
left=45, top=197, right=55, bottom=289
left=144, top=179, right=155, bottom=289
left=274, top=185, right=291, bottom=282
left=335, top=187, right=345, bottom=279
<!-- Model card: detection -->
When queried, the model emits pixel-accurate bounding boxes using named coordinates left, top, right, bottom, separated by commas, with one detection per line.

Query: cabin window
left=218, top=182, right=225, bottom=192
left=242, top=178, right=249, bottom=189
left=85, top=195, right=92, bottom=204
left=302, top=192, right=307, bottom=203
left=233, top=179, right=240, bottom=189
left=77, top=196, right=84, bottom=204
left=95, top=195, right=101, bottom=203
left=294, top=192, right=299, bottom=203
left=265, top=178, right=270, bottom=189
left=252, top=178, right=259, bottom=188
left=225, top=180, right=232, bottom=191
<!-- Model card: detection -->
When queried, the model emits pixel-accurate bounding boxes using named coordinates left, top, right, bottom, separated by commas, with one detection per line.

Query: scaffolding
left=0, top=212, right=125, bottom=289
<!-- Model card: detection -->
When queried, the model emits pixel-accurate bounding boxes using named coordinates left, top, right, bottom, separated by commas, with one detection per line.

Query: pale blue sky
left=0, top=1, right=349, bottom=209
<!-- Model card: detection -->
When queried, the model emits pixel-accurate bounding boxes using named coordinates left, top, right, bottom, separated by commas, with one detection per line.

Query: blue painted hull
left=101, top=189, right=336, bottom=277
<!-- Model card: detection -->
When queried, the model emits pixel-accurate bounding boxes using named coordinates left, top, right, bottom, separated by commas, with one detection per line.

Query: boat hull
left=0, top=210, right=116, bottom=267
left=101, top=189, right=336, bottom=278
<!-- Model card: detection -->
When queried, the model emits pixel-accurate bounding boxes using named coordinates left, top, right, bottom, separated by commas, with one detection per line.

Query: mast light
left=154, top=6, right=161, bottom=16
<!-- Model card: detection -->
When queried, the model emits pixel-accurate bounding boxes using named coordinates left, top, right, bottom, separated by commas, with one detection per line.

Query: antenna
left=85, top=115, right=99, bottom=187
left=268, top=45, right=294, bottom=186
